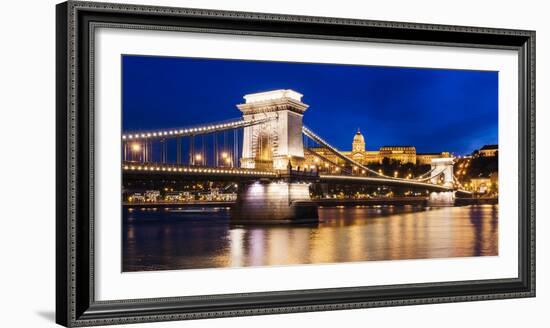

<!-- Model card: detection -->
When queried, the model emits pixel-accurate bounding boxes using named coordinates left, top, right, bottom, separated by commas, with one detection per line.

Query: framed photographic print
left=56, top=1, right=535, bottom=326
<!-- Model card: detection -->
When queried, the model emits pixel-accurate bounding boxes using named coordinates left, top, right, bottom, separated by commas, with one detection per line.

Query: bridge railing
left=276, top=167, right=320, bottom=180
left=122, top=162, right=277, bottom=177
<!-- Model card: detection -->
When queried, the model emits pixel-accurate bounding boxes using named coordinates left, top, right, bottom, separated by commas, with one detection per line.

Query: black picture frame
left=56, top=1, right=536, bottom=326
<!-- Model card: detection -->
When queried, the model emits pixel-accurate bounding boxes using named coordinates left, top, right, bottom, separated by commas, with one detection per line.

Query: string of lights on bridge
left=121, top=117, right=271, bottom=141
left=122, top=164, right=277, bottom=177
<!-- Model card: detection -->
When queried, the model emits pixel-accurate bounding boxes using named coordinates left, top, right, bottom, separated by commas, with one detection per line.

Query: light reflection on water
left=122, top=205, right=498, bottom=272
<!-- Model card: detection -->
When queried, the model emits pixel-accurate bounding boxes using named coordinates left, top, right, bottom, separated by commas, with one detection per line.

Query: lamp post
left=131, top=143, right=142, bottom=162
left=195, top=153, right=202, bottom=166
left=221, top=152, right=231, bottom=167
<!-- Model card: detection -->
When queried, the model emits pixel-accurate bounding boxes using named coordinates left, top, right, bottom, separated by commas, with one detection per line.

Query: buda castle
left=305, top=129, right=450, bottom=167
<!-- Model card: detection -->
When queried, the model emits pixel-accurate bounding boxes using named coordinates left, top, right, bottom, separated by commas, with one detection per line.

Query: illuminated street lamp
left=130, top=143, right=142, bottom=162
left=221, top=152, right=231, bottom=167
left=195, top=154, right=202, bottom=165
left=394, top=171, right=398, bottom=177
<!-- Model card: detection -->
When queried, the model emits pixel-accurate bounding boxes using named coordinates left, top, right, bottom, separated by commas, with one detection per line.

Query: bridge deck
left=319, top=174, right=454, bottom=192
left=122, top=162, right=470, bottom=194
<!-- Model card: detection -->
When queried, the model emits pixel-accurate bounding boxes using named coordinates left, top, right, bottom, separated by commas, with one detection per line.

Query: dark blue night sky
left=122, top=55, right=498, bottom=155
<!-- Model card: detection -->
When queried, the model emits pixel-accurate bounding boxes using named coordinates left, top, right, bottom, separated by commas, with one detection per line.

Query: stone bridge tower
left=430, top=157, right=455, bottom=187
left=238, top=89, right=309, bottom=170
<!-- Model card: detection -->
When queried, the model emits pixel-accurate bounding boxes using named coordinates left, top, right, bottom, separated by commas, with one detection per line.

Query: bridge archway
left=238, top=89, right=309, bottom=170
left=254, top=131, right=274, bottom=170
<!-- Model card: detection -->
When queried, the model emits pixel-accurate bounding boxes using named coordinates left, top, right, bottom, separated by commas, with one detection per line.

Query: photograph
left=121, top=55, right=499, bottom=272
left=51, top=1, right=536, bottom=326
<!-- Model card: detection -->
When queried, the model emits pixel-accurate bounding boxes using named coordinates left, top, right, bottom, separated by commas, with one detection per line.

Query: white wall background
left=0, top=0, right=546, bottom=327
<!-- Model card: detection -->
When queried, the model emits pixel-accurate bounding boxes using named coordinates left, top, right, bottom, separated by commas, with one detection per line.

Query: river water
left=122, top=205, right=498, bottom=272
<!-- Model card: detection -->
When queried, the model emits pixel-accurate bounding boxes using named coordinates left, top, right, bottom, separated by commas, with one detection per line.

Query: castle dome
left=353, top=129, right=365, bottom=144
left=352, top=128, right=365, bottom=152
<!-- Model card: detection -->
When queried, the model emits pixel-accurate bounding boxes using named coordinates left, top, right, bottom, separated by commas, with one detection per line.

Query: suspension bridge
left=122, top=89, right=470, bottom=223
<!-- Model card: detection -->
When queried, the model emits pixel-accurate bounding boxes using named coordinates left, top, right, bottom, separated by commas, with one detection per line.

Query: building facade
left=478, top=144, right=498, bottom=157
left=378, top=146, right=417, bottom=164
left=416, top=152, right=452, bottom=165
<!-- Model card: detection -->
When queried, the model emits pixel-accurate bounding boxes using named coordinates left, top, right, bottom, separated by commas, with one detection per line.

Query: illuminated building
left=378, top=146, right=417, bottom=164
left=469, top=172, right=498, bottom=195
left=416, top=152, right=452, bottom=165
left=470, top=178, right=490, bottom=193
left=478, top=144, right=498, bottom=157
left=304, top=129, right=451, bottom=167
left=144, top=190, right=160, bottom=202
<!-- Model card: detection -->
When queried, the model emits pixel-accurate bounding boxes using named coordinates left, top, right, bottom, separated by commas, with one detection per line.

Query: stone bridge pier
left=230, top=179, right=319, bottom=224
